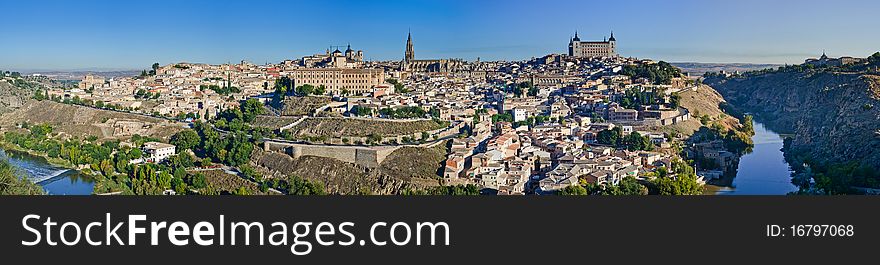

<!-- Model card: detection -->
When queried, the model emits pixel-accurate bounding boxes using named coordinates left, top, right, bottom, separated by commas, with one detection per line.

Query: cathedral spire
left=405, top=29, right=415, bottom=62
left=609, top=30, right=616, bottom=42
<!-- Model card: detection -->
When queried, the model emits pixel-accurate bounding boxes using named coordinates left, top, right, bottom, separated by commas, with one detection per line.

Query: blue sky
left=1, top=0, right=878, bottom=70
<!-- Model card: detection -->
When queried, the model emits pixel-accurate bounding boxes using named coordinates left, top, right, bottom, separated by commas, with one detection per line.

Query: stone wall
left=263, top=141, right=401, bottom=168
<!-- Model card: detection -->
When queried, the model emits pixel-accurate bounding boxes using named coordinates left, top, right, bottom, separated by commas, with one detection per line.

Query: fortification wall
left=263, top=141, right=400, bottom=168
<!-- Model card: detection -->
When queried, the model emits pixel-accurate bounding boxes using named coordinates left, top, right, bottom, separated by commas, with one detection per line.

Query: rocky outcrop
left=706, top=71, right=880, bottom=169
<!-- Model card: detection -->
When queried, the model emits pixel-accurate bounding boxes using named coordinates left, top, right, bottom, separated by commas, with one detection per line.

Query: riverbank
left=0, top=147, right=96, bottom=195
left=0, top=141, right=74, bottom=169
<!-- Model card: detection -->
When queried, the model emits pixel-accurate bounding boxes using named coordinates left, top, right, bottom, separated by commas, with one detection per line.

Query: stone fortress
left=568, top=30, right=617, bottom=58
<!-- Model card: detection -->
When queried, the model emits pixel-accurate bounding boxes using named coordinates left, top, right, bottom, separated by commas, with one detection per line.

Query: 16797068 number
left=790, top=225, right=854, bottom=237
left=766, top=225, right=855, bottom=237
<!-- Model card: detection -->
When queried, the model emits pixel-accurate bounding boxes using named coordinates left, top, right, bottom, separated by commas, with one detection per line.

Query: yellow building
left=290, top=68, right=385, bottom=96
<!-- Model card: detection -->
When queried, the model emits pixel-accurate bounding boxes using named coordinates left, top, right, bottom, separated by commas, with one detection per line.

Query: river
left=709, top=122, right=799, bottom=195
left=0, top=149, right=95, bottom=195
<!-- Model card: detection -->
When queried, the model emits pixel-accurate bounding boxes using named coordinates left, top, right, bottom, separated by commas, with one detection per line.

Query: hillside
left=706, top=70, right=880, bottom=171
left=0, top=76, right=47, bottom=114
left=651, top=84, right=743, bottom=137
left=248, top=142, right=447, bottom=195
left=286, top=117, right=446, bottom=138
left=0, top=100, right=185, bottom=141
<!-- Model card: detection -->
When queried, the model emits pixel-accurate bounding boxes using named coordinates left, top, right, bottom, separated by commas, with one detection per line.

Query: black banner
left=1, top=196, right=876, bottom=263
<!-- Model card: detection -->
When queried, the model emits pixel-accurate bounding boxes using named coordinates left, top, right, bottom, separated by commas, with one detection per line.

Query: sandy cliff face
left=706, top=72, right=880, bottom=169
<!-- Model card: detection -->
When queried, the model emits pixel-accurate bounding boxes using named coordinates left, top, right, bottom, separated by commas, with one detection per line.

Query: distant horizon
left=7, top=60, right=793, bottom=74
left=2, top=0, right=878, bottom=70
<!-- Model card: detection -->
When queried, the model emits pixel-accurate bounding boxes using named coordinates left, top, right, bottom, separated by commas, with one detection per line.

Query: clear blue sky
left=1, top=0, right=878, bottom=70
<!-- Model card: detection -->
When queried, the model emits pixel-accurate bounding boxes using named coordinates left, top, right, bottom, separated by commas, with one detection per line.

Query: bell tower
left=405, top=30, right=415, bottom=63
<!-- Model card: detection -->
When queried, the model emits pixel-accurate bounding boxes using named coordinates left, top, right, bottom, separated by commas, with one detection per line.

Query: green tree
left=240, top=98, right=266, bottom=122
left=597, top=127, right=623, bottom=145
left=170, top=129, right=200, bottom=152
left=0, top=160, right=44, bottom=195
left=669, top=92, right=681, bottom=109
left=171, top=177, right=187, bottom=195
left=187, top=173, right=208, bottom=189
left=607, top=176, right=649, bottom=195
left=286, top=175, right=325, bottom=195
left=224, top=133, right=253, bottom=166
left=295, top=84, right=316, bottom=95
left=558, top=185, right=588, bottom=195
left=650, top=159, right=704, bottom=195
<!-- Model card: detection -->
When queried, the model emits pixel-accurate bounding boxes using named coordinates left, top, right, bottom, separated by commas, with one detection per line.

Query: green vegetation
left=491, top=113, right=513, bottom=123
left=669, top=92, right=681, bottom=109
left=294, top=84, right=327, bottom=96
left=596, top=127, right=655, bottom=151
left=621, top=61, right=682, bottom=85
left=0, top=160, right=44, bottom=195
left=134, top=88, right=160, bottom=99
left=0, top=70, right=23, bottom=78
left=504, top=82, right=533, bottom=97
left=193, top=122, right=253, bottom=167
left=170, top=129, right=200, bottom=152
left=350, top=105, right=374, bottom=116
left=619, top=86, right=668, bottom=109
left=782, top=138, right=880, bottom=194
left=240, top=98, right=267, bottom=122
left=810, top=162, right=880, bottom=194
left=272, top=76, right=294, bottom=107
left=200, top=84, right=241, bottom=96
left=513, top=115, right=552, bottom=128
left=379, top=106, right=426, bottom=119
left=558, top=184, right=588, bottom=195
left=2, top=123, right=218, bottom=195
left=4, top=123, right=115, bottom=167
left=400, top=184, right=480, bottom=195
left=692, top=116, right=755, bottom=155
left=648, top=159, right=704, bottom=195
left=559, top=176, right=648, bottom=195
left=386, top=78, right=408, bottom=93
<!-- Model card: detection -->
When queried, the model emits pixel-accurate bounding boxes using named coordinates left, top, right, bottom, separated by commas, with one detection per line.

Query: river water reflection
left=710, top=122, right=799, bottom=195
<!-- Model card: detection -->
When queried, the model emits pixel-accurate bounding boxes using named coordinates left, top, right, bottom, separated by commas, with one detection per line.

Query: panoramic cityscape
left=1, top=0, right=878, bottom=196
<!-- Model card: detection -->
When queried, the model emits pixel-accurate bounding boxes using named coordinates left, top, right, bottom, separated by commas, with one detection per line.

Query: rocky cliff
left=705, top=71, right=880, bottom=169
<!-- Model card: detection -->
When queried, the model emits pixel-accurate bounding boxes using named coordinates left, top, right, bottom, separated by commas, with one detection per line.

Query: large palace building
left=290, top=68, right=385, bottom=95
left=568, top=31, right=617, bottom=58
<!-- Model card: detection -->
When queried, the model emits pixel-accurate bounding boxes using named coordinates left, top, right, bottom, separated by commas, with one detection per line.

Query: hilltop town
left=1, top=31, right=759, bottom=195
